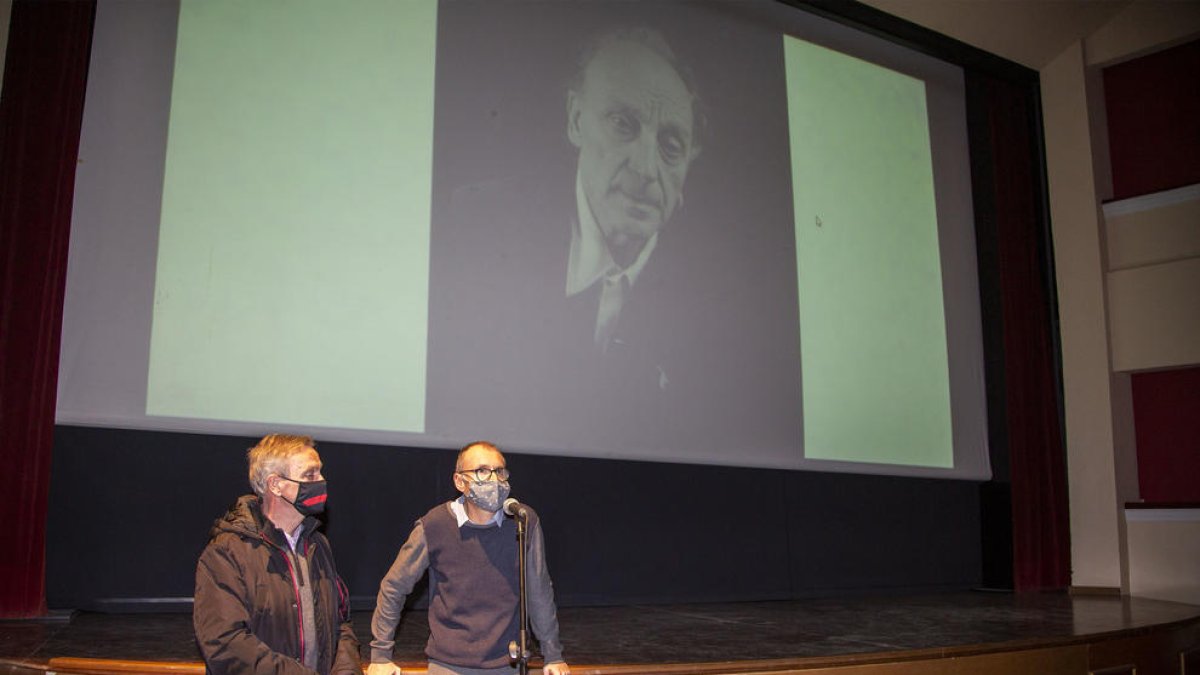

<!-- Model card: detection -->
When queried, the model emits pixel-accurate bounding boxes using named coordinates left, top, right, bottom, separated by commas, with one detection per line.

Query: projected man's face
left=568, top=39, right=698, bottom=267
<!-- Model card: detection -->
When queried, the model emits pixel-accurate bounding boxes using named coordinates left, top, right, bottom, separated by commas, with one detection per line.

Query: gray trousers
left=426, top=660, right=516, bottom=675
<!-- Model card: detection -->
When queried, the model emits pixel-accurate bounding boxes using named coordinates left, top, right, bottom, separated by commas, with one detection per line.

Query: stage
left=3, top=592, right=1200, bottom=674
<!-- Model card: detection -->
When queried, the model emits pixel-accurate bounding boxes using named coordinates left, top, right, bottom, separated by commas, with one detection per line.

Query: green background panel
left=785, top=36, right=953, bottom=468
left=148, top=0, right=437, bottom=432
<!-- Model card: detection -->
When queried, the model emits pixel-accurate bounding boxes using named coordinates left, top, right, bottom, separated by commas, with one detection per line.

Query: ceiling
left=857, top=0, right=1136, bottom=69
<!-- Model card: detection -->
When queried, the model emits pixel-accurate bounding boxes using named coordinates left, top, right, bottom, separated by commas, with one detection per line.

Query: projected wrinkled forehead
left=570, top=26, right=706, bottom=151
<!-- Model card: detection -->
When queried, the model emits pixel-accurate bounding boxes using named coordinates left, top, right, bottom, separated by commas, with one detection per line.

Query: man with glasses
left=368, top=441, right=569, bottom=675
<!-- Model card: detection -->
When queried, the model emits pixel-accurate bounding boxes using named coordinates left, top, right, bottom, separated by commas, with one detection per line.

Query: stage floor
left=3, top=592, right=1200, bottom=667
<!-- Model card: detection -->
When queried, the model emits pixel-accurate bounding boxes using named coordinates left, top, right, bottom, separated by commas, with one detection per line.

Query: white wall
left=1126, top=509, right=1200, bottom=605
left=1041, top=41, right=1125, bottom=590
left=1105, top=187, right=1200, bottom=372
left=1041, top=7, right=1200, bottom=594
left=1086, top=1, right=1200, bottom=67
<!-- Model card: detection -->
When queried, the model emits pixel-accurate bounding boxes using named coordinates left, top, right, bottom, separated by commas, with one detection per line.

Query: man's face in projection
left=568, top=39, right=698, bottom=267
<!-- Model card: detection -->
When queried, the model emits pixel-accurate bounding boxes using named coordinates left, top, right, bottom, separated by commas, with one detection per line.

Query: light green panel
left=785, top=36, right=953, bottom=468
left=148, top=0, right=437, bottom=432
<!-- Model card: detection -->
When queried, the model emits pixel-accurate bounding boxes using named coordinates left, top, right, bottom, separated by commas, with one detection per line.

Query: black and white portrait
left=425, top=0, right=803, bottom=461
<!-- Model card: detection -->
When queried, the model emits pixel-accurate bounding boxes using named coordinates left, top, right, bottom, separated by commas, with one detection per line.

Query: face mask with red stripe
left=280, top=477, right=328, bottom=515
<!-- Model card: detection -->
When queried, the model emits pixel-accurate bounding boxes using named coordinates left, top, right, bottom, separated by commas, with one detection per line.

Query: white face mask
left=464, top=479, right=511, bottom=513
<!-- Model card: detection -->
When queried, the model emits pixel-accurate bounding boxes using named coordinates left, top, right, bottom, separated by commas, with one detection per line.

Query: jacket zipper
left=262, top=533, right=306, bottom=661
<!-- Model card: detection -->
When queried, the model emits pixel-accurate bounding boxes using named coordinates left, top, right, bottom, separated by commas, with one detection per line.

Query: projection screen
left=57, top=0, right=990, bottom=479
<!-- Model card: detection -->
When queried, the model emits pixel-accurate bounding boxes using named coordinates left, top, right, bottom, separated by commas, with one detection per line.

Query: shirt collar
left=283, top=521, right=305, bottom=552
left=567, top=169, right=658, bottom=297
left=450, top=495, right=505, bottom=528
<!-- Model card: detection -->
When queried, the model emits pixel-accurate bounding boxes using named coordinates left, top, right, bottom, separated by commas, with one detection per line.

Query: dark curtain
left=0, top=0, right=95, bottom=618
left=1103, top=38, right=1200, bottom=201
left=969, top=72, right=1071, bottom=591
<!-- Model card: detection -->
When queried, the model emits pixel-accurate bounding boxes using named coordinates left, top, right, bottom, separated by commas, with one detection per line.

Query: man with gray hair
left=194, top=434, right=360, bottom=675
left=565, top=26, right=703, bottom=352
left=426, top=25, right=706, bottom=446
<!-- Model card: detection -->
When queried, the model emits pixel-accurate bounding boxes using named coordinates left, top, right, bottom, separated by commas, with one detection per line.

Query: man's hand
left=542, top=661, right=571, bottom=675
left=366, top=662, right=401, bottom=675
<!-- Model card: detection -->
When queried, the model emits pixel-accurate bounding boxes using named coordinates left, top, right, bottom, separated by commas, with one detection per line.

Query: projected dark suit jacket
left=424, top=155, right=806, bottom=462
left=425, top=169, right=706, bottom=452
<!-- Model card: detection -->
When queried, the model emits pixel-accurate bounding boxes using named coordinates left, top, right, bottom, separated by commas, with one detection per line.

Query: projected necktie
left=594, top=274, right=630, bottom=352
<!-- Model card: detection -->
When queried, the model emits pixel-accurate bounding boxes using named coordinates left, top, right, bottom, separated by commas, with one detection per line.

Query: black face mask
left=279, top=477, right=328, bottom=515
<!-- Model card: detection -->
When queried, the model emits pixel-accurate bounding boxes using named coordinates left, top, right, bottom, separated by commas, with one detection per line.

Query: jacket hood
left=209, top=494, right=270, bottom=541
left=208, top=494, right=321, bottom=548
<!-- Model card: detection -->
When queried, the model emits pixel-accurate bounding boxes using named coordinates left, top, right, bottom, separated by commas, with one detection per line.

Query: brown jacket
left=194, top=495, right=360, bottom=675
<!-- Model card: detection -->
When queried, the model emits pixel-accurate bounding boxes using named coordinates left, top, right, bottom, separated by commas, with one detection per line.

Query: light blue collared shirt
left=449, top=495, right=505, bottom=528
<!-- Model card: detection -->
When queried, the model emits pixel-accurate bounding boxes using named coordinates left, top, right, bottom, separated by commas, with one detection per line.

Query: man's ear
left=566, top=89, right=583, bottom=149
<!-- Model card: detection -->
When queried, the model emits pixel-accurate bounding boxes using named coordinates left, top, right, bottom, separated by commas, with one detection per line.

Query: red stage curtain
left=982, top=75, right=1072, bottom=591
left=0, top=0, right=95, bottom=618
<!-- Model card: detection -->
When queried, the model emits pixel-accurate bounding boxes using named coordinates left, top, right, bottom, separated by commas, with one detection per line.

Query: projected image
left=425, top=1, right=804, bottom=459
left=60, top=0, right=989, bottom=477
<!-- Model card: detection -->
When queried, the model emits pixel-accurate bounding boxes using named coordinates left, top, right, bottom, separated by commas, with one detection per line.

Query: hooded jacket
left=194, top=495, right=360, bottom=675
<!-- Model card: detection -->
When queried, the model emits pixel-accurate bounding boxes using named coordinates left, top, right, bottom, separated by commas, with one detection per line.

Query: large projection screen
left=58, top=0, right=990, bottom=479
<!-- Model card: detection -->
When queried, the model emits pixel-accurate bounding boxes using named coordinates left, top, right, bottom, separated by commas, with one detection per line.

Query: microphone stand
left=510, top=508, right=530, bottom=675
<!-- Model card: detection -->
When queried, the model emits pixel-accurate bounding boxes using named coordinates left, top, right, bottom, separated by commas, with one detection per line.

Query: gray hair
left=247, top=434, right=316, bottom=496
left=569, top=25, right=706, bottom=150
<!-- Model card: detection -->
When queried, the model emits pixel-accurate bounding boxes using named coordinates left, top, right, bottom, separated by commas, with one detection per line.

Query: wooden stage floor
left=3, top=592, right=1200, bottom=673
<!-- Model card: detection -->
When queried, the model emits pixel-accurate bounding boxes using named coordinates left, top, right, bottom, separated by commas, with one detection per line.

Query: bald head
left=456, top=441, right=504, bottom=472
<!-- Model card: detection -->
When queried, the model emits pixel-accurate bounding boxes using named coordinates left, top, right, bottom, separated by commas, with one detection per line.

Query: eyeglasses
left=457, top=466, right=510, bottom=482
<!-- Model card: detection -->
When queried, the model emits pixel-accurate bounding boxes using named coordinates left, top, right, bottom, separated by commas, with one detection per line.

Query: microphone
left=503, top=497, right=528, bottom=520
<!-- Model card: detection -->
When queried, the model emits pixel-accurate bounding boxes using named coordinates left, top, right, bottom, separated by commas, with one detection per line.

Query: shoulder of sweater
left=418, top=501, right=456, bottom=531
